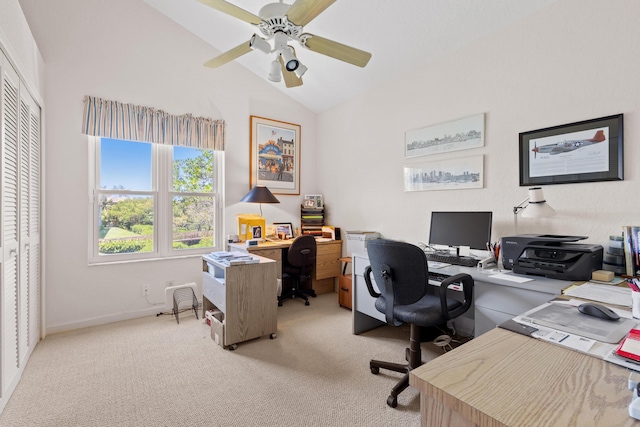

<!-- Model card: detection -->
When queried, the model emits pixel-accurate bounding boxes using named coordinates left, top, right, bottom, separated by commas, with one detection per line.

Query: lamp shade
left=240, top=186, right=280, bottom=204
left=521, top=187, right=555, bottom=218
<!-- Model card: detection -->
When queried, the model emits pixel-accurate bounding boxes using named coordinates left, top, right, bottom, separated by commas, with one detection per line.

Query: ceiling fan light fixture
left=268, top=59, right=282, bottom=82
left=249, top=34, right=271, bottom=54
left=294, top=63, right=308, bottom=78
left=280, top=47, right=299, bottom=72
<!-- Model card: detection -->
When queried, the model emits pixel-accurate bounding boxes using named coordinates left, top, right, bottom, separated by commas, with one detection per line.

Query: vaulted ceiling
left=19, top=0, right=558, bottom=113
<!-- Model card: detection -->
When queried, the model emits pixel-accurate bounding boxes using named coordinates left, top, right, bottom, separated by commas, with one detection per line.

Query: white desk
left=352, top=253, right=571, bottom=336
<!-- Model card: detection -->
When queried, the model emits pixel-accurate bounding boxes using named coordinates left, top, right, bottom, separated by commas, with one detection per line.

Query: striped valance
left=82, top=95, right=225, bottom=150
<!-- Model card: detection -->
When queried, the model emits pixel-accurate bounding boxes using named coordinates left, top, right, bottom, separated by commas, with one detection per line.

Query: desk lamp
left=240, top=185, right=280, bottom=216
left=513, top=187, right=555, bottom=232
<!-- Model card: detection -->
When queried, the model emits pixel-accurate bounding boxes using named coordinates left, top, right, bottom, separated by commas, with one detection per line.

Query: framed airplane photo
left=519, top=114, right=623, bottom=186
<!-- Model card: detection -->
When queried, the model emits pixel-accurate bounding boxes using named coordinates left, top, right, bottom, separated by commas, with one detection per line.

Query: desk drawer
left=474, top=280, right=555, bottom=316
left=202, top=273, right=226, bottom=313
left=315, top=241, right=341, bottom=280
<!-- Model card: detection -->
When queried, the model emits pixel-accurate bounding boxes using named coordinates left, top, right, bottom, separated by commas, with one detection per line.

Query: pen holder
left=632, top=292, right=640, bottom=319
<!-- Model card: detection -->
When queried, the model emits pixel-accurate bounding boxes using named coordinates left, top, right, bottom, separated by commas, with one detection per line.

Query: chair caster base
left=371, top=366, right=380, bottom=374
left=387, top=395, right=397, bottom=408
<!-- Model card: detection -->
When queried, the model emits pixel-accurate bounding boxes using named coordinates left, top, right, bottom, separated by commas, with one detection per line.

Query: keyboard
left=426, top=252, right=480, bottom=267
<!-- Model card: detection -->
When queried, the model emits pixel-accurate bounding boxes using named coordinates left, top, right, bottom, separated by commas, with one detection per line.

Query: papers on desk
left=428, top=261, right=450, bottom=269
left=208, top=251, right=260, bottom=265
left=512, top=300, right=640, bottom=372
left=563, top=282, right=632, bottom=307
left=488, top=271, right=534, bottom=283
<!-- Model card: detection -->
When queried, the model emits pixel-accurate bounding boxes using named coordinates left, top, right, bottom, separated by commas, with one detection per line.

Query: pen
left=558, top=334, right=569, bottom=343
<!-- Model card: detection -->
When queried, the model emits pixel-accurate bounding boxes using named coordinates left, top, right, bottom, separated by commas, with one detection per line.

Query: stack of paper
left=563, top=282, right=632, bottom=307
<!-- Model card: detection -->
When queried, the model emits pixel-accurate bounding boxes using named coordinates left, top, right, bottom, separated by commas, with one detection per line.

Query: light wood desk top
left=410, top=328, right=640, bottom=427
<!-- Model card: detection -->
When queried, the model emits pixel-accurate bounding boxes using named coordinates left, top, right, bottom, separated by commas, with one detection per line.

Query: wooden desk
left=409, top=328, right=640, bottom=427
left=228, top=239, right=342, bottom=295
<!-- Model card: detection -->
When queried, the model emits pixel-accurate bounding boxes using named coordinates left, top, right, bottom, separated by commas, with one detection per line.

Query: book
left=623, top=226, right=640, bottom=277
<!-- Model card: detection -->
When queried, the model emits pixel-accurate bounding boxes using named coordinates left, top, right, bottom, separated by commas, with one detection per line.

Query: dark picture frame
left=519, top=114, right=623, bottom=186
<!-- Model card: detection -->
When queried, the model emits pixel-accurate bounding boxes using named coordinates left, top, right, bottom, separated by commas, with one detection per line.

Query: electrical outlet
left=142, top=284, right=150, bottom=296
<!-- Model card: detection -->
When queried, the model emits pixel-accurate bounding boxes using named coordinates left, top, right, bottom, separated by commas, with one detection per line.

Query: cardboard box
left=345, top=231, right=380, bottom=256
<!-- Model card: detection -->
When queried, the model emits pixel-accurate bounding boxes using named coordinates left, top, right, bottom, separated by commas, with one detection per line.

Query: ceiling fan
left=198, top=0, right=372, bottom=87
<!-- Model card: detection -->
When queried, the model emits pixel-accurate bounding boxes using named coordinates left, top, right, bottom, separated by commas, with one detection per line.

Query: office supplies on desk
left=425, top=252, right=479, bottom=267
left=523, top=302, right=636, bottom=343
left=500, top=234, right=604, bottom=280
left=632, top=291, right=640, bottom=319
left=578, top=302, right=620, bottom=320
left=498, top=318, right=538, bottom=336
left=615, top=328, right=640, bottom=362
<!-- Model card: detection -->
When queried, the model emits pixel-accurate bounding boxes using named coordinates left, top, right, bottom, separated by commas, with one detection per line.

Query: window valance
left=82, top=95, right=225, bottom=150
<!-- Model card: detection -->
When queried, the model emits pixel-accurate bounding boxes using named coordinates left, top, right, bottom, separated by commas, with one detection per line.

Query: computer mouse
left=578, top=302, right=620, bottom=321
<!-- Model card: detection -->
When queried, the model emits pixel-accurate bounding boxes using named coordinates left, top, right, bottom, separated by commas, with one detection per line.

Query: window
left=89, top=137, right=223, bottom=263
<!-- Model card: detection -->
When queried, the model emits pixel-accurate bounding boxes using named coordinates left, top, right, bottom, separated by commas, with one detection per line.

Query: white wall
left=317, top=0, right=640, bottom=253
left=0, top=0, right=44, bottom=99
left=23, top=0, right=318, bottom=333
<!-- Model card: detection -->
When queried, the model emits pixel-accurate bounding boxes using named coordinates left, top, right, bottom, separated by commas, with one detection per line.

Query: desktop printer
left=501, top=234, right=603, bottom=281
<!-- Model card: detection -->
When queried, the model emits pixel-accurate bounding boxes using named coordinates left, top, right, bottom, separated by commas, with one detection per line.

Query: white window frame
left=88, top=136, right=224, bottom=264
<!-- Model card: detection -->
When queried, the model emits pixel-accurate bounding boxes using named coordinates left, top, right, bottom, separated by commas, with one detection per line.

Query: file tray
left=524, top=303, right=637, bottom=344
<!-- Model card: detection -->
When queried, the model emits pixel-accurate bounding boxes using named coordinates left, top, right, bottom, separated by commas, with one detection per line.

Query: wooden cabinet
left=312, top=240, right=342, bottom=294
left=338, top=257, right=352, bottom=309
left=201, top=254, right=278, bottom=349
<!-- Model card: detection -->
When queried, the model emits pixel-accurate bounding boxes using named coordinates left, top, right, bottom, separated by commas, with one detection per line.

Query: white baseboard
left=46, top=306, right=166, bottom=335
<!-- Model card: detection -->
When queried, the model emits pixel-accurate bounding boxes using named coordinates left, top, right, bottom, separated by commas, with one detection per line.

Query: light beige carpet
left=0, top=293, right=447, bottom=427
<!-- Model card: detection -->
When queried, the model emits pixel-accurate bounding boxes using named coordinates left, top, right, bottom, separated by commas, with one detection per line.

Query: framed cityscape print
left=519, top=114, right=623, bottom=186
left=404, top=155, right=484, bottom=191
left=405, top=113, right=484, bottom=158
left=250, top=115, right=301, bottom=195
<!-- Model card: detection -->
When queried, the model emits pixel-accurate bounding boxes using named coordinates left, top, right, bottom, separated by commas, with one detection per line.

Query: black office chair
left=278, top=235, right=317, bottom=306
left=364, top=239, right=474, bottom=408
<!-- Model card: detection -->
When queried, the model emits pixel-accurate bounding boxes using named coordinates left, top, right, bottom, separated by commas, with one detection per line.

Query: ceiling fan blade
left=303, top=34, right=372, bottom=67
left=197, top=0, right=262, bottom=25
left=278, top=56, right=303, bottom=88
left=203, top=40, right=252, bottom=68
left=286, top=0, right=336, bottom=26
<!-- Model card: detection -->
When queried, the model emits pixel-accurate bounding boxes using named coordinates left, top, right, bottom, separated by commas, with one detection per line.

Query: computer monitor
left=428, top=211, right=493, bottom=252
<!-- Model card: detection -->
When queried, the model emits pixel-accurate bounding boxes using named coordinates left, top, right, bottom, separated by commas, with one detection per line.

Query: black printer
left=500, top=234, right=603, bottom=281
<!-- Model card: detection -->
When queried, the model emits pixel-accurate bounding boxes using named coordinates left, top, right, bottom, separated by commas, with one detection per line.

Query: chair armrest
left=437, top=273, right=474, bottom=320
left=363, top=266, right=381, bottom=298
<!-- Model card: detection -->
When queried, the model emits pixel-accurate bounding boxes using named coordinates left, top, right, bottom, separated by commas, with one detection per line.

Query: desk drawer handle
left=341, top=287, right=350, bottom=292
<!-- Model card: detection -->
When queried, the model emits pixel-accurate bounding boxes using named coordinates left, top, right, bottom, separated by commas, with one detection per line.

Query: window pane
left=99, top=194, right=154, bottom=255
left=173, top=146, right=213, bottom=192
left=101, top=138, right=152, bottom=191
left=172, top=196, right=214, bottom=250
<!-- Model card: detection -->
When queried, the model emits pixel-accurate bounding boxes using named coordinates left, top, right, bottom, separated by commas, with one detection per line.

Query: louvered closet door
left=19, top=88, right=40, bottom=365
left=1, top=54, right=20, bottom=396
left=27, top=98, right=40, bottom=351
